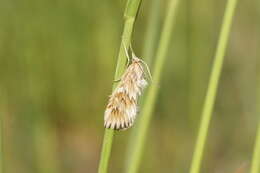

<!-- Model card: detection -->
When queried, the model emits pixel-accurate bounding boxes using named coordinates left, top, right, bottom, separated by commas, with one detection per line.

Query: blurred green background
left=0, top=0, right=258, bottom=173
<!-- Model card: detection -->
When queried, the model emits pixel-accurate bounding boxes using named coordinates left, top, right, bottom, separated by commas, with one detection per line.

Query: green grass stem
left=98, top=0, right=142, bottom=173
left=124, top=0, right=160, bottom=170
left=0, top=112, right=2, bottom=173
left=189, top=0, right=238, bottom=173
left=250, top=76, right=260, bottom=173
left=0, top=92, right=4, bottom=173
left=142, top=0, right=161, bottom=64
left=125, top=1, right=180, bottom=173
left=0, top=89, right=7, bottom=173
left=251, top=122, right=260, bottom=173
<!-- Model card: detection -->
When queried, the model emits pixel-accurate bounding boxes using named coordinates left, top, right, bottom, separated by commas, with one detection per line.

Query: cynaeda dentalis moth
left=104, top=45, right=151, bottom=130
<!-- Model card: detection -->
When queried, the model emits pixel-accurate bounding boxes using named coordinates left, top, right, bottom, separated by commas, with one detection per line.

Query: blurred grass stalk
left=142, top=0, right=161, bottom=64
left=97, top=0, right=142, bottom=173
left=187, top=0, right=215, bottom=127
left=124, top=0, right=160, bottom=170
left=251, top=121, right=260, bottom=173
left=0, top=114, right=2, bottom=173
left=189, top=0, right=238, bottom=173
left=250, top=4, right=260, bottom=172
left=0, top=90, right=5, bottom=173
left=250, top=75, right=260, bottom=173
left=125, top=0, right=180, bottom=173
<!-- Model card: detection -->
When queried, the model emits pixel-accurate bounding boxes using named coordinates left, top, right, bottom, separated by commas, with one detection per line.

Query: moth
left=104, top=45, right=151, bottom=130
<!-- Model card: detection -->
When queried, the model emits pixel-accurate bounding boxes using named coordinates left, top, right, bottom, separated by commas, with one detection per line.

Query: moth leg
left=129, top=43, right=137, bottom=59
left=113, top=78, right=121, bottom=83
left=123, top=42, right=131, bottom=66
left=139, top=59, right=153, bottom=82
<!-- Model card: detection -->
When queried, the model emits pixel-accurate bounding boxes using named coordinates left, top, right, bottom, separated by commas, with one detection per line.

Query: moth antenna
left=129, top=43, right=152, bottom=82
left=123, top=42, right=131, bottom=66
left=139, top=59, right=153, bottom=82
left=130, top=44, right=139, bottom=60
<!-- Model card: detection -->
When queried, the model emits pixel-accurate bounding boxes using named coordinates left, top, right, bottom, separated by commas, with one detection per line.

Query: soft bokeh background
left=0, top=0, right=259, bottom=173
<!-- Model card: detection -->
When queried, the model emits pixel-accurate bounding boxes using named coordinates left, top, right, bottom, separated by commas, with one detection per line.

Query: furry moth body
left=104, top=52, right=150, bottom=130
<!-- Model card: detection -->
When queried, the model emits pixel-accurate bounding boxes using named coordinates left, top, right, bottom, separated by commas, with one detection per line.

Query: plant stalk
left=251, top=122, right=260, bottom=173
left=189, top=0, right=238, bottom=173
left=125, top=0, right=180, bottom=173
left=98, top=0, right=142, bottom=173
left=0, top=89, right=6, bottom=173
left=124, top=0, right=160, bottom=170
left=250, top=71, right=260, bottom=173
left=0, top=113, right=2, bottom=173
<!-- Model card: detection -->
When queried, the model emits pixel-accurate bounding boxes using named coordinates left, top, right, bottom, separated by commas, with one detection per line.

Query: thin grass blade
left=250, top=72, right=260, bottom=173
left=98, top=0, right=143, bottom=173
left=189, top=0, right=239, bottom=173
left=125, top=1, right=180, bottom=173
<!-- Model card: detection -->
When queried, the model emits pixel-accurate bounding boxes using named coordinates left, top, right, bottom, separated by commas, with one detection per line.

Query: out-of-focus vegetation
left=0, top=0, right=259, bottom=173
